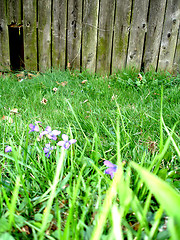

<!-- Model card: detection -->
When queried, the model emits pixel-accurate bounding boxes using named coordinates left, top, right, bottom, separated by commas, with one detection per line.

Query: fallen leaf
left=52, top=87, right=58, bottom=92
left=60, top=81, right=67, bottom=87
left=2, top=115, right=13, bottom=123
left=67, top=62, right=71, bottom=70
left=21, top=226, right=30, bottom=235
left=16, top=72, right=25, bottom=78
left=81, top=80, right=87, bottom=84
left=138, top=73, right=143, bottom=81
left=41, top=98, right=48, bottom=105
left=10, top=108, right=18, bottom=114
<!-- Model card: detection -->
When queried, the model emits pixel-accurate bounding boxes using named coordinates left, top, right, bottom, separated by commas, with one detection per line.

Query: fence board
left=38, top=0, right=51, bottom=71
left=158, top=0, right=180, bottom=72
left=112, top=0, right=132, bottom=72
left=143, top=0, right=166, bottom=71
left=6, top=0, right=21, bottom=25
left=52, top=0, right=67, bottom=70
left=96, top=0, right=115, bottom=74
left=173, top=28, right=180, bottom=73
left=81, top=0, right=99, bottom=73
left=0, top=0, right=10, bottom=70
left=67, top=0, right=82, bottom=70
left=23, top=0, right=37, bottom=71
left=127, top=0, right=149, bottom=70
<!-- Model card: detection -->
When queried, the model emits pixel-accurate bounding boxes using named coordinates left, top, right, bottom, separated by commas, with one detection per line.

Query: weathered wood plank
left=38, top=0, right=51, bottom=71
left=126, top=0, right=149, bottom=70
left=67, top=0, right=82, bottom=70
left=96, top=0, right=115, bottom=75
left=173, top=28, right=180, bottom=73
left=0, top=0, right=10, bottom=70
left=143, top=0, right=166, bottom=72
left=52, top=0, right=67, bottom=70
left=6, top=0, right=21, bottom=25
left=81, top=0, right=99, bottom=73
left=23, top=0, right=37, bottom=71
left=158, top=0, right=180, bottom=72
left=112, top=0, right=132, bottom=72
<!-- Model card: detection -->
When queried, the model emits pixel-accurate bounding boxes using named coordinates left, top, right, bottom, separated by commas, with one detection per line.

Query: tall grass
left=0, top=69, right=179, bottom=239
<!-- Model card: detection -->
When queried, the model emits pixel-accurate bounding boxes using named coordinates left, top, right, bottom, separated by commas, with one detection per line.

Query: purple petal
left=45, top=126, right=51, bottom=133
left=69, top=139, right=77, bottom=144
left=105, top=168, right=116, bottom=179
left=62, top=134, right=68, bottom=142
left=34, top=125, right=39, bottom=132
left=57, top=141, right=65, bottom=146
left=39, top=130, right=48, bottom=138
left=51, top=130, right=61, bottom=136
left=104, top=160, right=117, bottom=168
left=29, top=124, right=34, bottom=129
left=5, top=146, right=12, bottom=153
left=35, top=121, right=42, bottom=124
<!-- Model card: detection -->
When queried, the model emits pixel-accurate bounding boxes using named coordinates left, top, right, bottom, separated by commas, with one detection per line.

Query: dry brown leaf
left=67, top=62, right=71, bottom=70
left=138, top=73, right=143, bottom=81
left=60, top=81, right=67, bottom=87
left=16, top=71, right=25, bottom=78
left=21, top=226, right=31, bottom=235
left=81, top=80, right=87, bottom=84
left=2, top=115, right=13, bottom=123
left=10, top=108, right=18, bottom=114
left=41, top=97, right=48, bottom=105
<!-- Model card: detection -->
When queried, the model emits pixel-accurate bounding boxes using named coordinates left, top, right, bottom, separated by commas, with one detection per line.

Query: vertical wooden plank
left=112, top=0, right=132, bottom=72
left=52, top=0, right=67, bottom=70
left=126, top=0, right=149, bottom=70
left=143, top=0, right=167, bottom=72
left=96, top=0, right=115, bottom=75
left=67, top=0, right=82, bottom=70
left=81, top=0, right=99, bottom=73
left=38, top=0, right=51, bottom=72
left=173, top=28, right=180, bottom=73
left=7, top=0, right=21, bottom=25
left=0, top=0, right=10, bottom=70
left=158, top=0, right=180, bottom=72
left=23, top=0, right=37, bottom=71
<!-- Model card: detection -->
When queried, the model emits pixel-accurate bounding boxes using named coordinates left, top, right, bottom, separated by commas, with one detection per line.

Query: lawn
left=0, top=69, right=180, bottom=239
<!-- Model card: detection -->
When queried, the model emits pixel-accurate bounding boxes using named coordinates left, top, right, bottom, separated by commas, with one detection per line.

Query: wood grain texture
left=112, top=0, right=132, bottom=72
left=6, top=0, right=21, bottom=25
left=38, top=0, right=51, bottom=71
left=158, top=0, right=180, bottom=72
left=23, top=0, right=37, bottom=71
left=67, top=0, right=82, bottom=70
left=0, top=0, right=10, bottom=70
left=81, top=0, right=99, bottom=73
left=52, top=0, right=67, bottom=70
left=173, top=28, right=180, bottom=73
left=126, top=0, right=149, bottom=70
left=96, top=0, right=115, bottom=75
left=143, top=0, right=166, bottom=71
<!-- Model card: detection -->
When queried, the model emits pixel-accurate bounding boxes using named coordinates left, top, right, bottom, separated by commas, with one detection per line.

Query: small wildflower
left=57, top=134, right=76, bottom=149
left=52, top=87, right=58, bottom=93
left=5, top=146, right=12, bottom=153
left=39, top=126, right=61, bottom=140
left=104, top=160, right=117, bottom=179
left=29, top=121, right=41, bottom=133
left=43, top=143, right=56, bottom=158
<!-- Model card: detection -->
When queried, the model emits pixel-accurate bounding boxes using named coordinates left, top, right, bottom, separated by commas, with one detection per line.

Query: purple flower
left=39, top=126, right=61, bottom=141
left=43, top=143, right=56, bottom=158
left=29, top=121, right=41, bottom=133
left=57, top=134, right=77, bottom=149
left=5, top=146, right=12, bottom=153
left=104, top=160, right=117, bottom=179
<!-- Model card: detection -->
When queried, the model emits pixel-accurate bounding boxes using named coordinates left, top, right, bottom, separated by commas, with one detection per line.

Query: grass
left=0, top=68, right=180, bottom=239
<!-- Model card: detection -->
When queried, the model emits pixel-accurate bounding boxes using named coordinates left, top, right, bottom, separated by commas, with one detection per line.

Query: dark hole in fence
left=8, top=24, right=25, bottom=71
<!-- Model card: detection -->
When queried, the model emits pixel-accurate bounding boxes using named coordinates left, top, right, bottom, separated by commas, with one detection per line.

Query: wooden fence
left=0, top=0, right=179, bottom=74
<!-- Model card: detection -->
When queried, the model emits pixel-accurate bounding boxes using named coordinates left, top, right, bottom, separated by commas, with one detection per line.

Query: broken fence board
left=23, top=0, right=37, bottom=71
left=81, top=0, right=99, bottom=73
left=38, top=0, right=51, bottom=72
left=112, top=0, right=132, bottom=72
left=158, top=0, right=180, bottom=72
left=0, top=0, right=10, bottom=70
left=96, top=0, right=115, bottom=75
left=52, top=0, right=67, bottom=70
left=143, top=0, right=166, bottom=72
left=67, top=0, right=82, bottom=70
left=127, top=0, right=149, bottom=70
